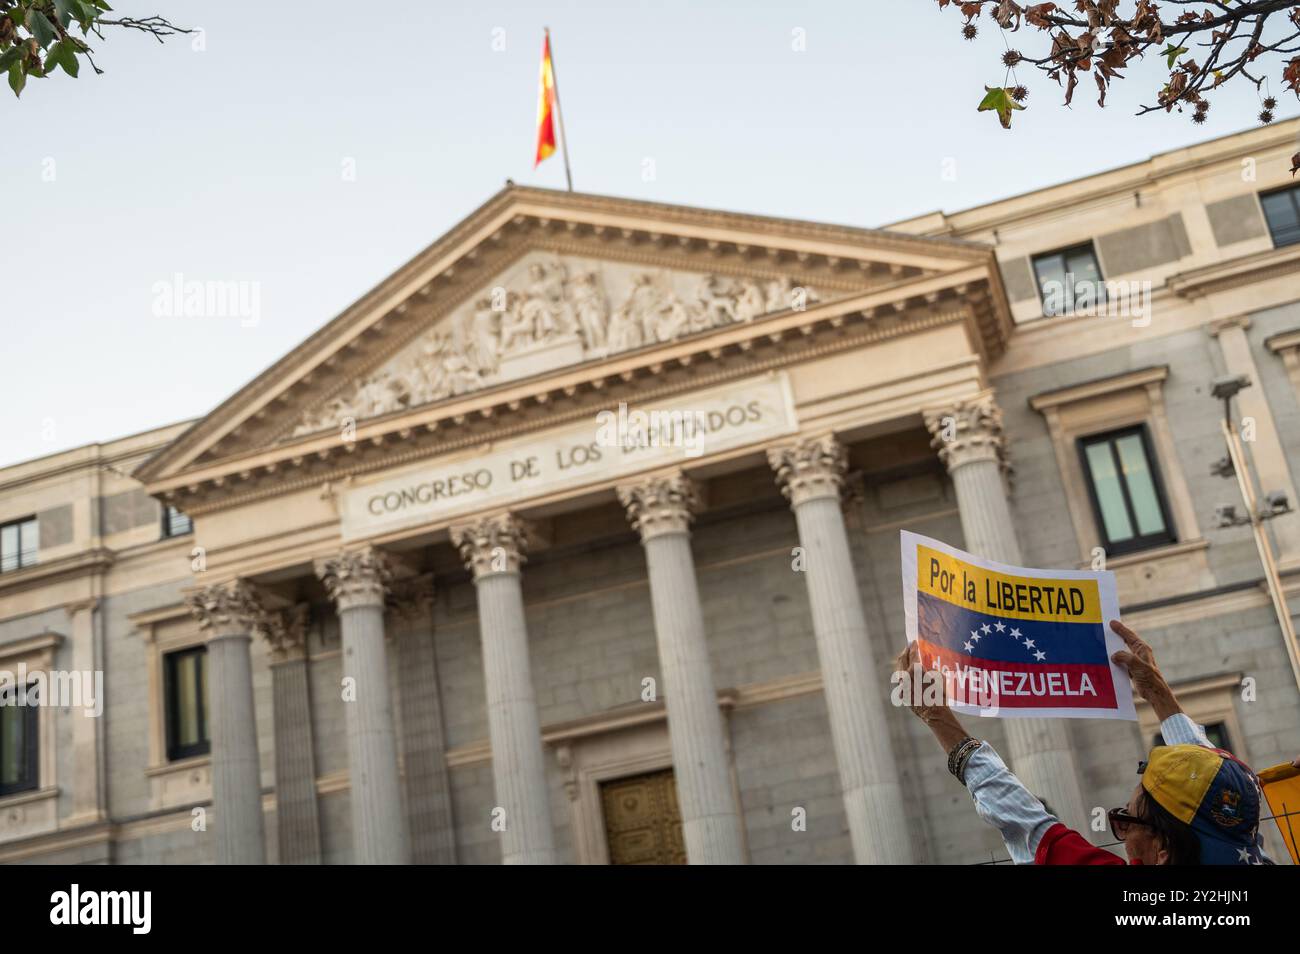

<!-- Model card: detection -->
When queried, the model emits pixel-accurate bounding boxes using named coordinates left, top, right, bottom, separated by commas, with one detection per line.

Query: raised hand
left=1109, top=619, right=1181, bottom=721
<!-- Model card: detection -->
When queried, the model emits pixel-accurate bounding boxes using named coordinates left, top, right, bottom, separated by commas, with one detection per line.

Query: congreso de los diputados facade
left=3, top=121, right=1300, bottom=864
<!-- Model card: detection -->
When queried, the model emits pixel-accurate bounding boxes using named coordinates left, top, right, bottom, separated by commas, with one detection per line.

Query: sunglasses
left=1107, top=806, right=1154, bottom=841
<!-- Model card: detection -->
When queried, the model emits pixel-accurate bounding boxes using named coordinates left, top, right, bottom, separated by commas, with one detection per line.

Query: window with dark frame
left=162, top=505, right=193, bottom=539
left=1078, top=425, right=1176, bottom=556
left=1260, top=184, right=1300, bottom=248
left=0, top=682, right=39, bottom=797
left=1031, top=242, right=1107, bottom=317
left=164, top=646, right=210, bottom=761
left=0, top=516, right=38, bottom=574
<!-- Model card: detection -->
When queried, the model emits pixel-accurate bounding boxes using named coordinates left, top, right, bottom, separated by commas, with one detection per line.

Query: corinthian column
left=924, top=392, right=1089, bottom=831
left=768, top=435, right=913, bottom=864
left=316, top=547, right=410, bottom=864
left=186, top=580, right=268, bottom=865
left=262, top=605, right=322, bottom=865
left=388, top=575, right=457, bottom=864
left=450, top=513, right=556, bottom=864
left=617, top=473, right=747, bottom=864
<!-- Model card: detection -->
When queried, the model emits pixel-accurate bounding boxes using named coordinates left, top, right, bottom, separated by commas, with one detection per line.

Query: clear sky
left=6, top=0, right=1293, bottom=468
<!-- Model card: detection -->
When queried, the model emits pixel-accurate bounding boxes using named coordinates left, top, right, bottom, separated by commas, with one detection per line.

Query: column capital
left=617, top=471, right=699, bottom=541
left=768, top=434, right=847, bottom=506
left=387, top=573, right=436, bottom=623
left=923, top=392, right=1010, bottom=474
left=263, top=604, right=310, bottom=663
left=315, top=546, right=392, bottom=612
left=186, top=579, right=268, bottom=641
left=451, top=512, right=529, bottom=579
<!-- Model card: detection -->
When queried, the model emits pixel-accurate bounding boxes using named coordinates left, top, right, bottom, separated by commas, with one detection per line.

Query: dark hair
left=1135, top=789, right=1201, bottom=865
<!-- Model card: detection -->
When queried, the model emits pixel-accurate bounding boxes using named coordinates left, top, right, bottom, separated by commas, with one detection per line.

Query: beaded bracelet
left=954, top=741, right=982, bottom=786
left=947, top=737, right=982, bottom=785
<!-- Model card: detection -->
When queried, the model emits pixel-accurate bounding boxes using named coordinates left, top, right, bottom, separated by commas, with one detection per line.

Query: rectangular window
left=162, top=505, right=193, bottom=539
left=1032, top=243, right=1106, bottom=317
left=164, top=647, right=209, bottom=761
left=1079, top=425, right=1175, bottom=555
left=0, top=682, right=39, bottom=796
left=0, top=517, right=38, bottom=574
left=1260, top=185, right=1300, bottom=248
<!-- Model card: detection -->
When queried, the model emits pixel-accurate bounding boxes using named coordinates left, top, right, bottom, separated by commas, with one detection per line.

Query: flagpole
left=545, top=27, right=575, bottom=192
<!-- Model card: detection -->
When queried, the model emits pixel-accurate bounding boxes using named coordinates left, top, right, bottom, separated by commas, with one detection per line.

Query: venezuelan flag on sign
left=901, top=531, right=1133, bottom=720
left=534, top=32, right=557, bottom=167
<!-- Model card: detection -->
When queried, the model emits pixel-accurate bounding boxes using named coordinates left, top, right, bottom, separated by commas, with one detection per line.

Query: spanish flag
left=534, top=32, right=557, bottom=167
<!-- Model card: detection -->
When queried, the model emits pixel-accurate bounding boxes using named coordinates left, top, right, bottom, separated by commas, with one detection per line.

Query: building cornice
left=891, top=119, right=1300, bottom=238
left=1028, top=365, right=1169, bottom=412
left=1266, top=328, right=1300, bottom=355
left=0, top=630, right=63, bottom=662
left=1166, top=243, right=1300, bottom=301
left=0, top=549, right=114, bottom=601
left=0, top=430, right=186, bottom=494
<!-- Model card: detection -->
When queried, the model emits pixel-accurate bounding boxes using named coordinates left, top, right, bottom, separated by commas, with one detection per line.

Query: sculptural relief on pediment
left=289, top=253, right=820, bottom=439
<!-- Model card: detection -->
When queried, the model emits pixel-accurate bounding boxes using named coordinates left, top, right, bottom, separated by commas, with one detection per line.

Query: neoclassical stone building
left=3, top=121, right=1300, bottom=864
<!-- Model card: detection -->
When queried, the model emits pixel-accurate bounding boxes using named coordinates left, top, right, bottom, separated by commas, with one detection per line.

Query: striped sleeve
left=1159, top=712, right=1212, bottom=748
left=963, top=742, right=1059, bottom=865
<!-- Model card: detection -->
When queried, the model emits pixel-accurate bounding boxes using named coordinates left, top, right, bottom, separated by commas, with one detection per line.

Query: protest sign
left=901, top=530, right=1135, bottom=720
left=1258, top=762, right=1300, bottom=864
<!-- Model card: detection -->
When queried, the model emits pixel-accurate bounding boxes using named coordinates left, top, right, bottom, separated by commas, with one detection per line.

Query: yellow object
left=1143, top=745, right=1219, bottom=825
left=916, top=543, right=1102, bottom=624
left=1258, top=762, right=1300, bottom=865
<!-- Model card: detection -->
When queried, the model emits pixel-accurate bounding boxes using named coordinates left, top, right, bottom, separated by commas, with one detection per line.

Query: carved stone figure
left=518, top=262, right=576, bottom=344
left=616, top=274, right=692, bottom=344
left=286, top=255, right=819, bottom=439
left=764, top=276, right=818, bottom=313
left=697, top=275, right=739, bottom=327
left=442, top=352, right=482, bottom=395
left=469, top=298, right=501, bottom=373
left=498, top=291, right=533, bottom=354
left=606, top=306, right=643, bottom=352
left=569, top=270, right=608, bottom=351
left=736, top=280, right=767, bottom=321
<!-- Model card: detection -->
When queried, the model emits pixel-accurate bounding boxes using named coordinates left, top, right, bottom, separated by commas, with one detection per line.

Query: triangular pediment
left=137, top=186, right=1000, bottom=489
left=288, top=250, right=829, bottom=441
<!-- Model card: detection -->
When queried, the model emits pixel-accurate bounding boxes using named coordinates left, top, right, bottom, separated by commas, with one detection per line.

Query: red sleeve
left=1034, top=823, right=1127, bottom=865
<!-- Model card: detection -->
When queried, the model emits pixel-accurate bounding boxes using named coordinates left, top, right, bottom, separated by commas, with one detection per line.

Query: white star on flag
left=1023, top=639, right=1036, bottom=649
left=964, top=641, right=974, bottom=651
left=1034, top=650, right=1046, bottom=661
left=980, top=623, right=991, bottom=635
left=994, top=621, right=1005, bottom=632
left=1010, top=627, right=1021, bottom=638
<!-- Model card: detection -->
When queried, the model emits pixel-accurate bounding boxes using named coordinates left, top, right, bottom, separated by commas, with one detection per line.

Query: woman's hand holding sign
left=893, top=642, right=968, bottom=751
left=1108, top=620, right=1182, bottom=722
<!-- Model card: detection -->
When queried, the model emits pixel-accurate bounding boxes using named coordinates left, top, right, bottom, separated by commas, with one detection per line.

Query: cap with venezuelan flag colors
left=1142, top=744, right=1269, bottom=864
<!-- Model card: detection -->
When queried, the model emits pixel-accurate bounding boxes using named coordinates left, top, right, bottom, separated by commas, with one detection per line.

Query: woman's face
left=1122, top=784, right=1169, bottom=865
